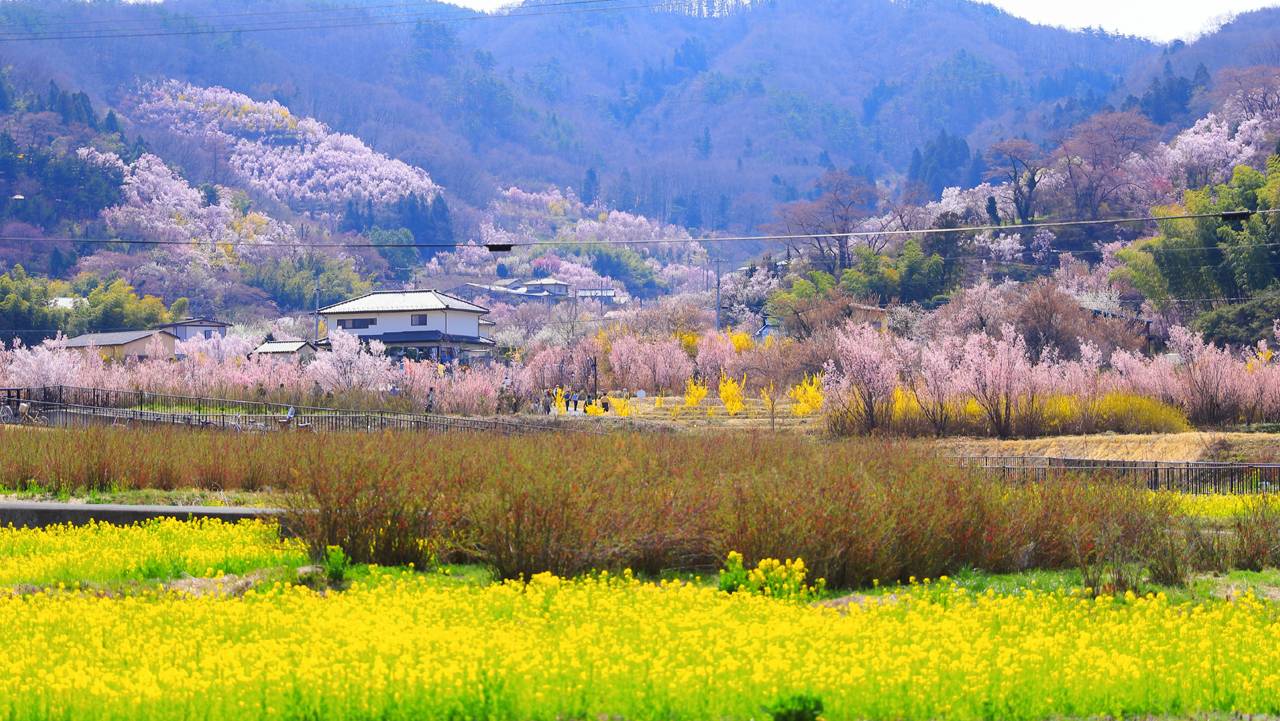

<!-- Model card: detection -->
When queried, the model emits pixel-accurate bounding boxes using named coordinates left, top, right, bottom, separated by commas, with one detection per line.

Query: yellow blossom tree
left=789, top=374, right=825, bottom=417
left=729, top=331, right=755, bottom=354
left=719, top=374, right=746, bottom=416
left=684, top=377, right=708, bottom=409
left=760, top=381, right=780, bottom=430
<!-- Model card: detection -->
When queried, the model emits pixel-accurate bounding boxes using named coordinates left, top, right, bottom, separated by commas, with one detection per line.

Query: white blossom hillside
left=130, top=80, right=441, bottom=215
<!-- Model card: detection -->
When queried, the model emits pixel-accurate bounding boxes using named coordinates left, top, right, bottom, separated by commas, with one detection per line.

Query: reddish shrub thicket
left=0, top=427, right=1173, bottom=586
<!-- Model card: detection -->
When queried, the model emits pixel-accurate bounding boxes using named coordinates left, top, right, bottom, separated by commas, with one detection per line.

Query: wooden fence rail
left=957, top=454, right=1280, bottom=494
left=0, top=386, right=570, bottom=435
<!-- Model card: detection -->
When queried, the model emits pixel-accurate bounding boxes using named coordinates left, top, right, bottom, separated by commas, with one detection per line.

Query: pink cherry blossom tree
left=959, top=325, right=1036, bottom=439
left=305, top=330, right=394, bottom=394
left=823, top=322, right=900, bottom=433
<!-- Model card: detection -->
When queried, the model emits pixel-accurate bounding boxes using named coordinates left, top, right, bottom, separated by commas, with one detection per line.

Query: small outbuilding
left=250, top=340, right=318, bottom=364
left=63, top=329, right=179, bottom=361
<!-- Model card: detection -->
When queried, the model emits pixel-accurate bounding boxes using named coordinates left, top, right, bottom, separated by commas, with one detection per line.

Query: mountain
left=1, top=0, right=1254, bottom=233
left=0, top=0, right=1276, bottom=339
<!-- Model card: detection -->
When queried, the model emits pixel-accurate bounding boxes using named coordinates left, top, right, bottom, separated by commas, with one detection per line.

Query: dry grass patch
left=940, top=431, right=1280, bottom=462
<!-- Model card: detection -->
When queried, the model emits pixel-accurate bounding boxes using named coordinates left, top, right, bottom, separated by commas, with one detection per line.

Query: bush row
left=1, top=427, right=1197, bottom=589
left=830, top=390, right=1191, bottom=438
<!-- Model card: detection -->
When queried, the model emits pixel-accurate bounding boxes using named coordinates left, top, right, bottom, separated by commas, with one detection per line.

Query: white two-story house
left=317, top=289, right=495, bottom=363
left=155, top=316, right=231, bottom=342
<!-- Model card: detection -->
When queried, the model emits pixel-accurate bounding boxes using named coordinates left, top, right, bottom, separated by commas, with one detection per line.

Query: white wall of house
left=166, top=324, right=228, bottom=342
left=322, top=309, right=481, bottom=338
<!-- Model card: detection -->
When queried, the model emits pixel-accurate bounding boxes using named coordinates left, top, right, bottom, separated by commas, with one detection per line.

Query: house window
left=337, top=318, right=377, bottom=330
left=411, top=314, right=431, bottom=326
left=203, top=330, right=213, bottom=339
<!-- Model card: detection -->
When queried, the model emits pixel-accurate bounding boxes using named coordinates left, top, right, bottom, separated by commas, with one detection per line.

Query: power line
left=0, top=0, right=628, bottom=38
left=0, top=1, right=489, bottom=30
left=0, top=0, right=668, bottom=42
left=2, top=208, right=1274, bottom=252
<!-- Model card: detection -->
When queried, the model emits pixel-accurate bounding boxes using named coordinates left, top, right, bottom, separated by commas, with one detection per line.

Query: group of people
left=539, top=387, right=634, bottom=415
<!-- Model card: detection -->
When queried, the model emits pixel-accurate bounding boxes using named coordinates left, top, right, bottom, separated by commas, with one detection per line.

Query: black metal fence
left=0, top=386, right=569, bottom=435
left=959, top=454, right=1280, bottom=495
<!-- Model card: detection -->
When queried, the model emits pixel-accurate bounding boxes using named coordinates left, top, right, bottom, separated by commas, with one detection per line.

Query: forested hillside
left=5, top=0, right=1266, bottom=231
left=1, top=0, right=1279, bottom=344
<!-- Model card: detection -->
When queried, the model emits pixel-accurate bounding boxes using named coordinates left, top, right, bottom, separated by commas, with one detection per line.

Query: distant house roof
left=522, top=277, right=569, bottom=287
left=1075, top=297, right=1152, bottom=325
left=47, top=296, right=85, bottom=310
left=754, top=315, right=782, bottom=338
left=63, top=329, right=178, bottom=348
left=459, top=282, right=553, bottom=299
left=318, top=290, right=488, bottom=315
left=850, top=302, right=887, bottom=315
left=479, top=318, right=496, bottom=327
left=251, top=340, right=316, bottom=355
left=156, top=316, right=231, bottom=329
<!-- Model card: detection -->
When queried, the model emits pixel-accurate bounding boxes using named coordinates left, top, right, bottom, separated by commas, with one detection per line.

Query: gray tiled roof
left=63, top=330, right=176, bottom=348
left=318, top=290, right=488, bottom=315
left=251, top=340, right=315, bottom=354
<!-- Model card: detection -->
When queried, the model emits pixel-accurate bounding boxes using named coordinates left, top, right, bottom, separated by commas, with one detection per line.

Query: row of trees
left=3, top=308, right=1276, bottom=437
left=0, top=265, right=181, bottom=344
left=1118, top=159, right=1280, bottom=343
left=823, top=319, right=1278, bottom=437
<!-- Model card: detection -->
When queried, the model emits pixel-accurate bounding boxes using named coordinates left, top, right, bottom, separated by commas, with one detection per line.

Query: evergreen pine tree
left=581, top=167, right=599, bottom=206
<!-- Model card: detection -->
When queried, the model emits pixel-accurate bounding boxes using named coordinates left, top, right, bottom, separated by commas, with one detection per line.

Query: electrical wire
left=0, top=1, right=495, bottom=30
left=2, top=208, right=1274, bottom=252
left=0, top=0, right=672, bottom=42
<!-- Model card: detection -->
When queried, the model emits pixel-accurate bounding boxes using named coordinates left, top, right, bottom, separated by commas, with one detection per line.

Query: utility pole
left=571, top=294, right=579, bottom=341
left=714, top=256, right=723, bottom=331
left=312, top=282, right=321, bottom=341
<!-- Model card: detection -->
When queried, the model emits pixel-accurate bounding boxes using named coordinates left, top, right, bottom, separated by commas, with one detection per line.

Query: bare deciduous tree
left=1055, top=111, right=1159, bottom=220
left=775, top=171, right=878, bottom=274
left=985, top=139, right=1049, bottom=226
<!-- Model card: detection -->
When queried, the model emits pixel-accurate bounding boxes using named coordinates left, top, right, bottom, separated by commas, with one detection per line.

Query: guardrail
left=958, top=454, right=1280, bottom=494
left=0, top=386, right=569, bottom=435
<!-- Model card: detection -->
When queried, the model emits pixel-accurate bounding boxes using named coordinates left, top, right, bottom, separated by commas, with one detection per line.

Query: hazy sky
left=980, top=0, right=1279, bottom=42
left=446, top=0, right=1280, bottom=42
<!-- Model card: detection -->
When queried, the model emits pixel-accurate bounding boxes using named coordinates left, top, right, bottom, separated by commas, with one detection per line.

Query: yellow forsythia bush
left=789, top=374, right=824, bottom=416
left=718, top=374, right=746, bottom=416
left=684, top=377, right=709, bottom=408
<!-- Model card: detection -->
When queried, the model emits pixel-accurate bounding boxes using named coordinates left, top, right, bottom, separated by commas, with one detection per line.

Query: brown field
left=940, top=431, right=1280, bottom=463
left=597, top=394, right=824, bottom=432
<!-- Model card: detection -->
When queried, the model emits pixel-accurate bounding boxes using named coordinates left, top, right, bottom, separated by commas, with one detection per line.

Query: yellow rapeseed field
left=6, top=520, right=1280, bottom=720
left=0, top=518, right=305, bottom=585
left=1172, top=493, right=1280, bottom=519
left=2, top=572, right=1280, bottom=720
